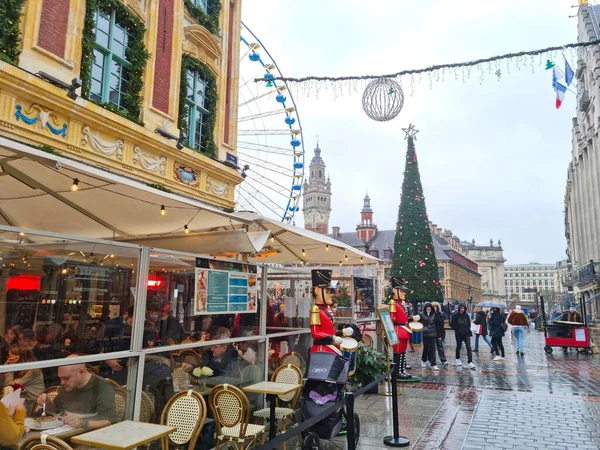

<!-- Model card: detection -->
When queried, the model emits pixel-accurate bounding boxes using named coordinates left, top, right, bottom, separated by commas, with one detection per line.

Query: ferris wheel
left=235, top=22, right=305, bottom=224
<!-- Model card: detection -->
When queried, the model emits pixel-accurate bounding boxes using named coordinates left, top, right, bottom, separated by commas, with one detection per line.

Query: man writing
left=37, top=357, right=115, bottom=430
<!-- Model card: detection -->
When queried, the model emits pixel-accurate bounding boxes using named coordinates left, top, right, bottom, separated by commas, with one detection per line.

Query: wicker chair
left=279, top=352, right=304, bottom=369
left=105, top=378, right=123, bottom=390
left=18, top=435, right=74, bottom=450
left=114, top=388, right=127, bottom=422
left=139, top=390, right=155, bottom=423
left=160, top=390, right=207, bottom=450
left=180, top=350, right=202, bottom=367
left=253, top=364, right=303, bottom=450
left=209, top=384, right=265, bottom=450
left=85, top=364, right=100, bottom=375
left=361, top=333, right=373, bottom=346
left=181, top=336, right=195, bottom=345
left=172, top=367, right=191, bottom=391
left=29, top=386, right=60, bottom=417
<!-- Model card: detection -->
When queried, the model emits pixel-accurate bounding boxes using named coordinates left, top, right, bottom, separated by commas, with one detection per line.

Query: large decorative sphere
left=362, top=78, right=404, bottom=122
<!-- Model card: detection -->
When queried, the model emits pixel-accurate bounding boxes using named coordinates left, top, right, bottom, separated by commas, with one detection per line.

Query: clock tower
left=303, top=145, right=331, bottom=234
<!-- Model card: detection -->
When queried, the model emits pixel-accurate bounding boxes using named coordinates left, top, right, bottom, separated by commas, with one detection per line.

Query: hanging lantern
left=362, top=78, right=404, bottom=122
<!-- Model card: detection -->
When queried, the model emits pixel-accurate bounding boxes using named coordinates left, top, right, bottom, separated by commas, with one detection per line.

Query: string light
left=184, top=225, right=190, bottom=234
left=270, top=237, right=275, bottom=243
left=71, top=178, right=79, bottom=192
left=160, top=205, right=166, bottom=216
left=345, top=255, right=348, bottom=262
left=302, top=249, right=306, bottom=256
left=325, top=244, right=329, bottom=251
left=339, top=261, right=342, bottom=266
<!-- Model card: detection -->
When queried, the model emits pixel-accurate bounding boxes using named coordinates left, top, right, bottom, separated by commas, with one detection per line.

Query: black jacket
left=488, top=313, right=506, bottom=338
left=159, top=316, right=183, bottom=344
left=418, top=303, right=437, bottom=338
left=201, top=345, right=240, bottom=378
left=450, top=310, right=472, bottom=336
left=433, top=311, right=445, bottom=339
left=473, top=310, right=488, bottom=335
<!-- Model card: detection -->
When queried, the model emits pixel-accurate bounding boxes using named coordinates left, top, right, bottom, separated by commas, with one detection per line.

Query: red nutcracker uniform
left=309, top=269, right=344, bottom=356
left=390, top=277, right=413, bottom=379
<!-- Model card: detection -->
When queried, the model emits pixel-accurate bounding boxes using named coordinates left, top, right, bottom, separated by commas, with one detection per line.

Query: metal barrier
left=255, top=362, right=408, bottom=450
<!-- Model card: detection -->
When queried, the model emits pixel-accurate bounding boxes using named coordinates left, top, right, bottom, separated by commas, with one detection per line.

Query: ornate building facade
left=562, top=3, right=600, bottom=317
left=302, top=145, right=331, bottom=234
left=0, top=0, right=243, bottom=209
left=459, top=239, right=506, bottom=303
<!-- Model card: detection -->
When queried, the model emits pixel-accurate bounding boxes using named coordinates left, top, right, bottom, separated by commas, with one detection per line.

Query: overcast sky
left=241, top=0, right=579, bottom=265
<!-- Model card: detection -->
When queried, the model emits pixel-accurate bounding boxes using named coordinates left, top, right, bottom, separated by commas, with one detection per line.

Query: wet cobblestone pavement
left=319, top=330, right=600, bottom=450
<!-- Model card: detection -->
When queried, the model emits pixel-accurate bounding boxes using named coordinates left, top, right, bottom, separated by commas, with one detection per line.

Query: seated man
left=182, top=335, right=240, bottom=380
left=37, top=357, right=115, bottom=430
left=557, top=306, right=583, bottom=323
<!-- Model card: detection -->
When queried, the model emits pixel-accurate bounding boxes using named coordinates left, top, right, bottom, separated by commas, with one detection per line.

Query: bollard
left=346, top=392, right=356, bottom=450
left=383, top=362, right=410, bottom=447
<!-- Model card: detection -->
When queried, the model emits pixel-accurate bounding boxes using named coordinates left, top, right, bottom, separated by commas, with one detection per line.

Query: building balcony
left=560, top=261, right=600, bottom=287
left=0, top=62, right=242, bottom=210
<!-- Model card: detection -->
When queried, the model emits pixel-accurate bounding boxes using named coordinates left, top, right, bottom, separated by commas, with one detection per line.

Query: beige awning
left=0, top=137, right=253, bottom=239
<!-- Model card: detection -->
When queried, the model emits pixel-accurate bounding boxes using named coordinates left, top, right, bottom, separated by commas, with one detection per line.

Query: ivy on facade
left=80, top=0, right=149, bottom=125
left=184, top=0, right=221, bottom=35
left=178, top=55, right=218, bottom=159
left=0, top=0, right=26, bottom=64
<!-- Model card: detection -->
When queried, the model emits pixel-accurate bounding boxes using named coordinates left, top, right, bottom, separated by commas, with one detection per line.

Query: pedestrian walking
left=413, top=302, right=439, bottom=371
left=432, top=302, right=448, bottom=368
left=507, top=305, right=529, bottom=357
left=472, top=307, right=494, bottom=354
left=450, top=303, right=476, bottom=369
left=488, top=307, right=507, bottom=360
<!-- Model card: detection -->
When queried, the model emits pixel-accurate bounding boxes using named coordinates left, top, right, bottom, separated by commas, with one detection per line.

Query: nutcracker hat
left=311, top=269, right=335, bottom=288
left=391, top=276, right=407, bottom=290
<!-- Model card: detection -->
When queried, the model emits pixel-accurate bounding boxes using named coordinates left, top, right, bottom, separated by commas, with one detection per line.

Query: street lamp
left=467, top=285, right=472, bottom=313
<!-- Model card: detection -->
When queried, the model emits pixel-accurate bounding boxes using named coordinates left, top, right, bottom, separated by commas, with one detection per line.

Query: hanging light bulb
left=325, top=244, right=329, bottom=251
left=339, top=261, right=342, bottom=266
left=71, top=178, right=79, bottom=192
left=270, top=236, right=275, bottom=243
left=161, top=205, right=166, bottom=216
left=302, top=249, right=306, bottom=256
left=184, top=225, right=190, bottom=234
left=345, top=255, right=348, bottom=262
left=361, top=257, right=364, bottom=262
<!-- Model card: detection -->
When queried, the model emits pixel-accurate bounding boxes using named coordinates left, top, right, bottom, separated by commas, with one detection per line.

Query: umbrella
left=475, top=301, right=507, bottom=309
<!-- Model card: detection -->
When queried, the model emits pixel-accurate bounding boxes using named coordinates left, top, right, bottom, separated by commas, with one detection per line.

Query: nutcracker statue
left=309, top=269, right=354, bottom=355
left=389, top=276, right=412, bottom=379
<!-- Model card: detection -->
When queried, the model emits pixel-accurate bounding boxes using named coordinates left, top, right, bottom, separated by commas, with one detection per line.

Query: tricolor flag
left=555, top=82, right=567, bottom=109
left=565, top=59, right=575, bottom=86
left=552, top=66, right=564, bottom=90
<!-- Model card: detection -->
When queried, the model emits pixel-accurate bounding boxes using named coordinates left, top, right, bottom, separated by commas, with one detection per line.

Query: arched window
left=318, top=169, right=322, bottom=178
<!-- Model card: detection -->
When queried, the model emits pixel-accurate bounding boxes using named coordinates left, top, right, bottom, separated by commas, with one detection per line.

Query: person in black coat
left=450, top=304, right=475, bottom=369
left=431, top=302, right=447, bottom=367
left=488, top=307, right=506, bottom=360
left=472, top=307, right=494, bottom=353
left=413, top=302, right=439, bottom=370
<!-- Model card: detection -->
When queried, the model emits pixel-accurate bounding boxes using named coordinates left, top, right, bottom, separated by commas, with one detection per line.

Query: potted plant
left=349, top=343, right=388, bottom=393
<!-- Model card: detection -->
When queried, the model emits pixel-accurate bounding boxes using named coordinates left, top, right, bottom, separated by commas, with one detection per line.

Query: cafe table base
left=70, top=420, right=176, bottom=450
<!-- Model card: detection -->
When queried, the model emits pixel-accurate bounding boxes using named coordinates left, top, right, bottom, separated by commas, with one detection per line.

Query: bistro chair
left=139, top=390, right=155, bottom=423
left=209, top=384, right=265, bottom=450
left=181, top=336, right=195, bottom=345
left=85, top=364, right=100, bottom=375
left=114, top=388, right=127, bottom=422
left=361, top=333, right=373, bottom=346
left=18, top=435, right=74, bottom=450
left=180, top=350, right=202, bottom=367
left=29, top=386, right=60, bottom=416
left=253, top=364, right=303, bottom=450
left=279, top=352, right=304, bottom=370
left=105, top=377, right=123, bottom=390
left=172, top=367, right=191, bottom=391
left=160, top=390, right=207, bottom=450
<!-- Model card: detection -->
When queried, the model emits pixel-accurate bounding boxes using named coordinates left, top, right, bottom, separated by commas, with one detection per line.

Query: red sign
left=147, top=279, right=162, bottom=288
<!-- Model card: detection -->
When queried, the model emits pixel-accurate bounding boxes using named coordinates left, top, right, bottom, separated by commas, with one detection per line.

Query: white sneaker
left=432, top=365, right=440, bottom=371
left=421, top=361, right=427, bottom=368
left=493, top=355, right=502, bottom=361
left=456, top=359, right=463, bottom=366
left=468, top=362, right=476, bottom=369
left=442, top=361, right=449, bottom=368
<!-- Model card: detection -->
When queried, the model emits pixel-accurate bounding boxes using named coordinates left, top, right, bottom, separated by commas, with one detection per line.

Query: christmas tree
left=391, top=125, right=443, bottom=313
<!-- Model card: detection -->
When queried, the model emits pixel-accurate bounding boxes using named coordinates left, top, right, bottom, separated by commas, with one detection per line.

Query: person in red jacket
left=309, top=269, right=353, bottom=356
left=388, top=277, right=413, bottom=379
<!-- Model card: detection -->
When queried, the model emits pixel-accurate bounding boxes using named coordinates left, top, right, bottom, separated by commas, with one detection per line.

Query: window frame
left=185, top=68, right=210, bottom=151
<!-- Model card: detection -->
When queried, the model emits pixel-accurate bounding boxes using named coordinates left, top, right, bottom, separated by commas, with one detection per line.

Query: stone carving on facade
left=206, top=176, right=229, bottom=197
left=15, top=104, right=67, bottom=138
left=183, top=25, right=222, bottom=75
left=81, top=126, right=123, bottom=159
left=133, top=146, right=166, bottom=175
left=121, top=0, right=146, bottom=22
left=173, top=163, right=199, bottom=186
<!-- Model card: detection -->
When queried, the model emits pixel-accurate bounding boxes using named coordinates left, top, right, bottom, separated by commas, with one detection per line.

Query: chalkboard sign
left=377, top=306, right=399, bottom=346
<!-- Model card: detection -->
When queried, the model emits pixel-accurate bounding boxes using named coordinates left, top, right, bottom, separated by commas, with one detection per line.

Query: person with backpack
left=488, top=307, right=507, bottom=360
left=450, top=304, right=476, bottom=369
left=472, top=307, right=494, bottom=354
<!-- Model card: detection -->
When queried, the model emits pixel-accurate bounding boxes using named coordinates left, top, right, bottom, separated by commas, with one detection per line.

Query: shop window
left=90, top=10, right=131, bottom=110
left=184, top=67, right=209, bottom=151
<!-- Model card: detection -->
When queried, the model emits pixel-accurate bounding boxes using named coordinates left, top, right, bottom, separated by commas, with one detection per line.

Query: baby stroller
left=302, top=351, right=360, bottom=450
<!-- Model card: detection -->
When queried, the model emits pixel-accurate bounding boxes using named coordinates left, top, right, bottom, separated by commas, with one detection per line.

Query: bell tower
left=303, top=144, right=331, bottom=234
left=356, top=193, right=377, bottom=242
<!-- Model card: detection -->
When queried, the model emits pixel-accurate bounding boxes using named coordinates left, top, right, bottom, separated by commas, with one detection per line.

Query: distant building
left=504, top=263, right=559, bottom=311
left=302, top=145, right=331, bottom=235
left=330, top=196, right=482, bottom=308
left=459, top=238, right=506, bottom=303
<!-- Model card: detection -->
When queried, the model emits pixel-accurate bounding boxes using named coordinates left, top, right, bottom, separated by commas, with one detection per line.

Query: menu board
left=193, top=258, right=258, bottom=314
left=377, top=306, right=399, bottom=347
